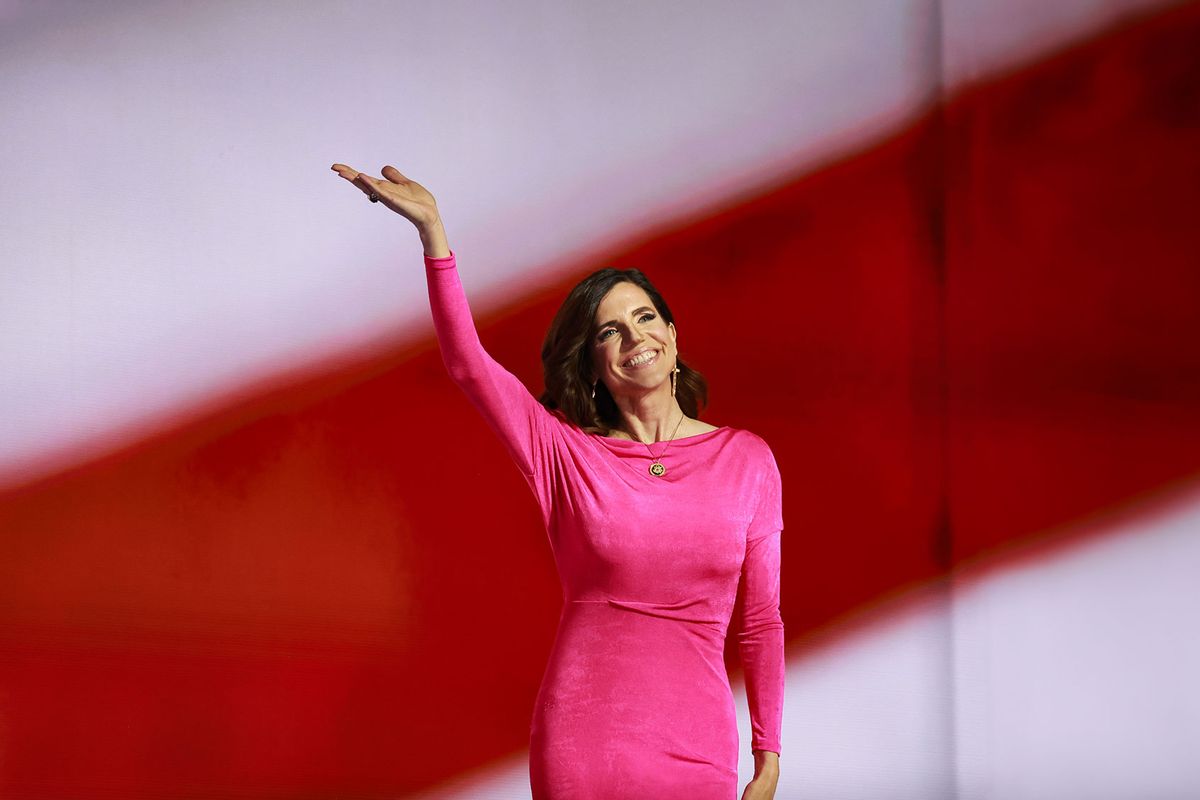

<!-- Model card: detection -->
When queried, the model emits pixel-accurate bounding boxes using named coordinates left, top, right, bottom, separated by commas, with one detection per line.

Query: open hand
left=330, top=163, right=440, bottom=228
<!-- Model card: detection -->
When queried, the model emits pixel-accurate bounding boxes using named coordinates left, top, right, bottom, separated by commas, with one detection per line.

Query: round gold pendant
left=649, top=462, right=666, bottom=476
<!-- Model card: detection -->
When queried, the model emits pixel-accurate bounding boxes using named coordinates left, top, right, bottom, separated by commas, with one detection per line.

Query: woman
left=332, top=163, right=784, bottom=800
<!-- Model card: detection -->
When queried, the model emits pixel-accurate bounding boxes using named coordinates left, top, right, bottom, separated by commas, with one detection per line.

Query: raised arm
left=331, top=163, right=555, bottom=509
left=422, top=247, right=556, bottom=486
left=737, top=441, right=785, bottom=794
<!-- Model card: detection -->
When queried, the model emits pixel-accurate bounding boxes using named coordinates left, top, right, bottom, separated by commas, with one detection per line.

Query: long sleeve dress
left=424, top=250, right=785, bottom=800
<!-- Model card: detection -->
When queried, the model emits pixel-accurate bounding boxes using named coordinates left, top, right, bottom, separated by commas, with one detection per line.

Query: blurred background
left=2, top=1, right=1198, bottom=798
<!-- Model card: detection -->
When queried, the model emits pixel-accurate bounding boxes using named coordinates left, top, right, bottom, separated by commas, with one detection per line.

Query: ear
left=669, top=321, right=677, bottom=346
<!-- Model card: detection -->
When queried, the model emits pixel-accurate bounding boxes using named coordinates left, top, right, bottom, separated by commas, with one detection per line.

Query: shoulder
left=723, top=427, right=779, bottom=471
left=727, top=426, right=776, bottom=455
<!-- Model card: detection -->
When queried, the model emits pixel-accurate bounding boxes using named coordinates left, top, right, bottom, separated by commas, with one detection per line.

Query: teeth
left=623, top=350, right=658, bottom=367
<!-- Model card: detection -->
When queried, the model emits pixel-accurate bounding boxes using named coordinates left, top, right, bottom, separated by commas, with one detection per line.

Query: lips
left=622, top=348, right=660, bottom=368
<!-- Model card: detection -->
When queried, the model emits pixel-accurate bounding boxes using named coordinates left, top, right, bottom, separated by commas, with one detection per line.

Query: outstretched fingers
left=354, top=173, right=379, bottom=196
left=381, top=165, right=408, bottom=184
left=331, top=163, right=381, bottom=199
left=331, top=161, right=438, bottom=226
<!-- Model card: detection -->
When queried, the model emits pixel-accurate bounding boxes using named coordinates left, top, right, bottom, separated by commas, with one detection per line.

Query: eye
left=598, top=312, right=656, bottom=342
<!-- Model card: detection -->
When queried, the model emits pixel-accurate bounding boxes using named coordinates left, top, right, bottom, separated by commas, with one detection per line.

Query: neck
left=610, top=385, right=685, bottom=443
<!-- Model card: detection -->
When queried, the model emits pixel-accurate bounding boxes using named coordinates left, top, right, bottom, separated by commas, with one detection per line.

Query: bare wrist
left=417, top=216, right=450, bottom=259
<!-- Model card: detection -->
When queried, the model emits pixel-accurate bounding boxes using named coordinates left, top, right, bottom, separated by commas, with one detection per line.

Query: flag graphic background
left=2, top=2, right=1198, bottom=797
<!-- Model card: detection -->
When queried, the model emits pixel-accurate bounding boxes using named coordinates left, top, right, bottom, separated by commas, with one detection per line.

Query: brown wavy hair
left=537, top=267, right=709, bottom=435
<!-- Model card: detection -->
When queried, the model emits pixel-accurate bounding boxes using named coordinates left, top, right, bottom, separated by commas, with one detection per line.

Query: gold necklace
left=631, top=411, right=686, bottom=476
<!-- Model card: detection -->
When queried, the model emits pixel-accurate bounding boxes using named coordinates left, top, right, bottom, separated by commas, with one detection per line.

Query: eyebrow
left=596, top=306, right=657, bottom=332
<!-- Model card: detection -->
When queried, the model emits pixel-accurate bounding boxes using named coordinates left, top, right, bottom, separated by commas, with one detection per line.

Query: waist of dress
left=566, top=596, right=728, bottom=632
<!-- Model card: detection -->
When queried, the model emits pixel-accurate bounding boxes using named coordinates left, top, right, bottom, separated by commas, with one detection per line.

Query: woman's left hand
left=741, top=751, right=779, bottom=800
left=741, top=773, right=778, bottom=800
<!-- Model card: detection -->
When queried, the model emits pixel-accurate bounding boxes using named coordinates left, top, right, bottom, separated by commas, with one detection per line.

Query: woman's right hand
left=331, top=163, right=441, bottom=228
left=332, top=163, right=450, bottom=257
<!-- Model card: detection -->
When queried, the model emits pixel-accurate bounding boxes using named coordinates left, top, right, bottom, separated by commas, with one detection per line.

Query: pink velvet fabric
left=425, top=250, right=784, bottom=799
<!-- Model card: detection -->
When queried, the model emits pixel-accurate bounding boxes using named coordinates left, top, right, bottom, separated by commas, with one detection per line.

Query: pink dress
left=425, top=250, right=785, bottom=799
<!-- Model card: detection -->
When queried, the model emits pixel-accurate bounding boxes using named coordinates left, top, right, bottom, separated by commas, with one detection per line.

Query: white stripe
left=0, top=0, right=1169, bottom=484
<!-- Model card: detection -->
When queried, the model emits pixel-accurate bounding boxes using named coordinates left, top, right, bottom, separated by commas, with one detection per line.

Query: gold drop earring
left=671, top=361, right=680, bottom=396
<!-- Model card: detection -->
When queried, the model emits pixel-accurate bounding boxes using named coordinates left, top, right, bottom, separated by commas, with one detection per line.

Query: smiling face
left=591, top=281, right=677, bottom=396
